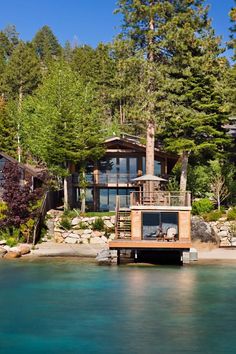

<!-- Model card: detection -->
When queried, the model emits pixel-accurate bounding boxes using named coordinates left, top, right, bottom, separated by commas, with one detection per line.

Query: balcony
left=130, top=191, right=191, bottom=207
left=72, top=172, right=138, bottom=185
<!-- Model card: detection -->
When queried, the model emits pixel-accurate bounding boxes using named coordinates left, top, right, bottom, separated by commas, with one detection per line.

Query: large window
left=99, top=188, right=135, bottom=211
left=142, top=212, right=178, bottom=240
left=98, top=157, right=138, bottom=183
left=142, top=157, right=161, bottom=176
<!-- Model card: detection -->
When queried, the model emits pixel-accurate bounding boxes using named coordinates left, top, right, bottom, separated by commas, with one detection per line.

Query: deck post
left=117, top=250, right=120, bottom=265
left=134, top=249, right=138, bottom=263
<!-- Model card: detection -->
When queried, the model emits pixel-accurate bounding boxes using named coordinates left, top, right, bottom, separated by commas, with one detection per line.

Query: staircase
left=116, top=209, right=131, bottom=239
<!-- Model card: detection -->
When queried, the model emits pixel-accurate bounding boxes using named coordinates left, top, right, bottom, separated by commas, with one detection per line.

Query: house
left=69, top=134, right=178, bottom=211
left=0, top=151, right=43, bottom=197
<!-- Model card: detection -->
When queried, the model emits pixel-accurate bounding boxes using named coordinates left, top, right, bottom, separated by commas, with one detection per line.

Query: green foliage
left=0, top=201, right=7, bottom=220
left=84, top=211, right=115, bottom=217
left=92, top=217, right=104, bottom=231
left=203, top=210, right=223, bottom=222
left=32, top=25, right=61, bottom=62
left=227, top=208, right=236, bottom=221
left=59, top=217, right=71, bottom=230
left=0, top=227, right=20, bottom=246
left=192, top=198, right=214, bottom=215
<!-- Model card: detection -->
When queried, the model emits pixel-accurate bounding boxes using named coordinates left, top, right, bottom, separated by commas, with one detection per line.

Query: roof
left=0, top=151, right=44, bottom=179
left=104, top=135, right=178, bottom=160
left=132, top=174, right=167, bottom=182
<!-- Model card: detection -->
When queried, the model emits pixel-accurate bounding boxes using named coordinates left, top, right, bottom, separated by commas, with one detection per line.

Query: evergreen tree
left=32, top=25, right=61, bottom=61
left=21, top=61, right=104, bottom=209
left=0, top=98, right=18, bottom=156
left=3, top=42, right=41, bottom=104
left=116, top=0, right=229, bottom=190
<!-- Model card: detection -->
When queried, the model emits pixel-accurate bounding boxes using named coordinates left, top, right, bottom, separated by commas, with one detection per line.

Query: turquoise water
left=0, top=259, right=236, bottom=354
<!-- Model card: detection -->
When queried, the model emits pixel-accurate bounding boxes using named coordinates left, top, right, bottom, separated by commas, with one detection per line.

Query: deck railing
left=72, top=172, right=137, bottom=185
left=130, top=191, right=191, bottom=207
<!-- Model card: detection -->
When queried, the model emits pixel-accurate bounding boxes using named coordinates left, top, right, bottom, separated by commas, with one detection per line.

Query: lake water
left=0, top=258, right=236, bottom=354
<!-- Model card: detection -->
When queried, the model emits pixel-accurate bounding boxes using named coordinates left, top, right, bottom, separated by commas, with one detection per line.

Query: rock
left=83, top=229, right=92, bottom=234
left=0, top=247, right=7, bottom=257
left=101, top=235, right=108, bottom=243
left=220, top=226, right=228, bottom=232
left=90, top=237, right=106, bottom=244
left=82, top=239, right=89, bottom=244
left=45, top=219, right=54, bottom=236
left=3, top=245, right=10, bottom=252
left=4, top=251, right=21, bottom=259
left=72, top=229, right=85, bottom=235
left=18, top=244, right=31, bottom=255
left=81, top=233, right=91, bottom=240
left=71, top=217, right=80, bottom=226
left=218, top=231, right=228, bottom=238
left=104, top=220, right=114, bottom=229
left=191, top=216, right=219, bottom=243
left=65, top=237, right=77, bottom=244
left=92, top=231, right=102, bottom=238
left=54, top=232, right=64, bottom=243
left=220, top=239, right=231, bottom=247
left=109, top=233, right=116, bottom=240
left=0, top=240, right=7, bottom=246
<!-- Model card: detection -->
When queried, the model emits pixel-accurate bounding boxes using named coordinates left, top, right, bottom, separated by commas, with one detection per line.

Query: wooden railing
left=130, top=191, right=191, bottom=207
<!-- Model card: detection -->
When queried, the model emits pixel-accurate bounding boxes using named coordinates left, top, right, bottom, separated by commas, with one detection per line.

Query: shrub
left=227, top=208, right=236, bottom=221
left=79, top=221, right=87, bottom=230
left=192, top=198, right=214, bottom=215
left=6, top=237, right=18, bottom=247
left=60, top=217, right=71, bottom=230
left=92, top=217, right=104, bottom=231
left=203, top=210, right=223, bottom=222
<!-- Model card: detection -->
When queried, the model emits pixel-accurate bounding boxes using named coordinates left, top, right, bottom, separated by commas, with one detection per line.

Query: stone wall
left=46, top=211, right=116, bottom=245
left=191, top=216, right=236, bottom=247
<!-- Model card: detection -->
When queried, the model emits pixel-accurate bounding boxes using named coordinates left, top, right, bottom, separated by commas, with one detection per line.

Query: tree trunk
left=64, top=176, right=69, bottom=210
left=17, top=84, right=23, bottom=163
left=146, top=120, right=155, bottom=175
left=180, top=151, right=189, bottom=192
left=80, top=169, right=86, bottom=214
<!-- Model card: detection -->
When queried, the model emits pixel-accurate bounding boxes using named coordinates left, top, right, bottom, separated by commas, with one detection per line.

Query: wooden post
left=117, top=250, right=120, bottom=265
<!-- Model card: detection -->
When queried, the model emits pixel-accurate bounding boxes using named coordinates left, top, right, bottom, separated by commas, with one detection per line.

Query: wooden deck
left=109, top=239, right=191, bottom=251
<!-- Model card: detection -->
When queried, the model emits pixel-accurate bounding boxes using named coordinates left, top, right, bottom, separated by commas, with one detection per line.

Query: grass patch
left=83, top=211, right=115, bottom=217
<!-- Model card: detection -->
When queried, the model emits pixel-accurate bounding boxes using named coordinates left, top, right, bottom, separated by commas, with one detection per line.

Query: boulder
left=191, top=216, right=219, bottom=243
left=0, top=240, right=7, bottom=246
left=72, top=229, right=85, bottom=236
left=82, top=239, right=89, bottom=244
left=18, top=244, right=31, bottom=255
left=101, top=235, right=108, bottom=243
left=4, top=251, right=21, bottom=259
left=220, top=226, right=229, bottom=232
left=218, top=231, right=228, bottom=238
left=65, top=237, right=77, bottom=244
left=0, top=247, right=7, bottom=257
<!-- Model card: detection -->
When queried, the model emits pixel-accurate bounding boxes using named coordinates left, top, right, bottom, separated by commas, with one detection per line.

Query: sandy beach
left=24, top=240, right=236, bottom=262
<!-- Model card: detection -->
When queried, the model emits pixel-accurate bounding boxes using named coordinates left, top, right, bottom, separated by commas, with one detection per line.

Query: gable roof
left=0, top=151, right=44, bottom=179
left=104, top=135, right=178, bottom=160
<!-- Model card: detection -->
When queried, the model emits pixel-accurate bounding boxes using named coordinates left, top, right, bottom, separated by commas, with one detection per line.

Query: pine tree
left=21, top=61, right=104, bottom=209
left=116, top=0, right=229, bottom=190
left=32, top=25, right=61, bottom=61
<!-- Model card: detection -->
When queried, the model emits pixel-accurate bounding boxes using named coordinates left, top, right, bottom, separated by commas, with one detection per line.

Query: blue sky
left=0, top=0, right=234, bottom=54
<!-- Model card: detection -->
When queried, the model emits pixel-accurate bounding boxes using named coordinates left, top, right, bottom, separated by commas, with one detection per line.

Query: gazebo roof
left=132, top=174, right=167, bottom=182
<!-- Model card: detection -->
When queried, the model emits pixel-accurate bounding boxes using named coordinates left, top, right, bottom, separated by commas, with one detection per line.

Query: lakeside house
left=67, top=133, right=191, bottom=264
left=69, top=134, right=178, bottom=211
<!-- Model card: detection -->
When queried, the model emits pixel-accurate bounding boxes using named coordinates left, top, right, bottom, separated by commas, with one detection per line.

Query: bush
left=60, top=217, right=71, bottom=230
left=92, top=217, right=104, bottom=231
left=203, top=210, right=223, bottom=222
left=192, top=198, right=214, bottom=215
left=227, top=208, right=236, bottom=221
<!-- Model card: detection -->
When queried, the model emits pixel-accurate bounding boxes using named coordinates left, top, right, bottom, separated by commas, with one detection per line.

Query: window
left=142, top=212, right=178, bottom=240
